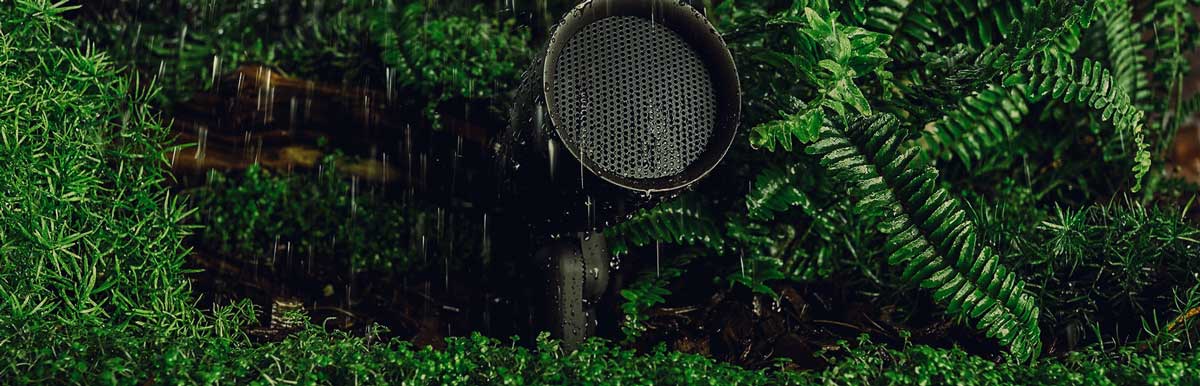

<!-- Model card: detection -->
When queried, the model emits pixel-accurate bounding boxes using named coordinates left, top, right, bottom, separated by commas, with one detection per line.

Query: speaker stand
left=537, top=231, right=610, bottom=350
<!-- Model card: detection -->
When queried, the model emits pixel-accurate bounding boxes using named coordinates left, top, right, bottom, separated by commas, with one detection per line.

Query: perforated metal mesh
left=549, top=16, right=717, bottom=180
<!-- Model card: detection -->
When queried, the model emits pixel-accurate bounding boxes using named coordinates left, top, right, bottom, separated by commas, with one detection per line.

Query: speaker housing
left=542, top=0, right=740, bottom=193
left=498, top=0, right=740, bottom=234
left=493, top=0, right=739, bottom=347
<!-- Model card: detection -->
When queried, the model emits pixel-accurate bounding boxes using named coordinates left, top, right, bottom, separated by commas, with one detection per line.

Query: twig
left=1167, top=306, right=1200, bottom=332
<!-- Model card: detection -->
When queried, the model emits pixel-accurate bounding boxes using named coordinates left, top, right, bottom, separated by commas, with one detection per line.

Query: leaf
left=803, top=7, right=836, bottom=45
left=750, top=109, right=825, bottom=152
left=1012, top=52, right=1149, bottom=190
left=605, top=194, right=725, bottom=256
left=746, top=167, right=810, bottom=221
left=839, top=78, right=872, bottom=115
left=805, top=114, right=1042, bottom=362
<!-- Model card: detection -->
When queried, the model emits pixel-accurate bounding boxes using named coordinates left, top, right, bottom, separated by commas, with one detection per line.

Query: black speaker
left=495, top=0, right=739, bottom=347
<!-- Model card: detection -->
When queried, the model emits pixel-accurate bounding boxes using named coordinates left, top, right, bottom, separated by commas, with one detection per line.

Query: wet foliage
left=4, top=0, right=1200, bottom=384
left=602, top=0, right=1200, bottom=363
left=73, top=0, right=531, bottom=122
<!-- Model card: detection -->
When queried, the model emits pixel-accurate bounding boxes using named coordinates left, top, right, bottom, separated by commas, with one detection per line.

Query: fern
left=725, top=217, right=788, bottom=297
left=604, top=194, right=725, bottom=257
left=878, top=0, right=939, bottom=61
left=1004, top=52, right=1150, bottom=190
left=1181, top=93, right=1200, bottom=124
left=747, top=166, right=813, bottom=221
left=806, top=114, right=1042, bottom=361
left=884, top=0, right=1094, bottom=63
left=914, top=26, right=1080, bottom=168
left=1099, top=0, right=1150, bottom=109
left=885, top=0, right=1028, bottom=62
left=603, top=195, right=733, bottom=340
left=883, top=0, right=1093, bottom=129
left=861, top=0, right=915, bottom=37
left=920, top=83, right=1029, bottom=165
left=619, top=252, right=697, bottom=343
left=1142, top=0, right=1199, bottom=146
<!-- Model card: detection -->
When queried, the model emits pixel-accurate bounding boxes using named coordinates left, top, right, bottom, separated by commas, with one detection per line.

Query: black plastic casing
left=495, top=0, right=737, bottom=238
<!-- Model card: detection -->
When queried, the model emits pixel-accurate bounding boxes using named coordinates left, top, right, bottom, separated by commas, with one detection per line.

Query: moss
left=12, top=322, right=1200, bottom=385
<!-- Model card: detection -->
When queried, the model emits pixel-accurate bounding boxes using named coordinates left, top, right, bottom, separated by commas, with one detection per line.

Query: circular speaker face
left=544, top=0, right=740, bottom=192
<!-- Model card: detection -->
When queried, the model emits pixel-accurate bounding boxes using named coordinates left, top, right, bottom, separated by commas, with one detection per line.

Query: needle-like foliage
left=0, top=0, right=253, bottom=369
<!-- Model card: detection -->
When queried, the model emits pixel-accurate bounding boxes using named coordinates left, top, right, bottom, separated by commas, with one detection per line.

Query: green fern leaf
left=605, top=195, right=725, bottom=257
left=1180, top=92, right=1200, bottom=122
left=725, top=218, right=787, bottom=297
left=886, top=0, right=1094, bottom=63
left=862, top=0, right=915, bottom=37
left=1142, top=0, right=1198, bottom=141
left=747, top=166, right=812, bottom=221
left=886, top=0, right=1028, bottom=62
left=1099, top=0, right=1150, bottom=108
left=1007, top=52, right=1150, bottom=190
left=884, top=0, right=1092, bottom=128
left=619, top=252, right=697, bottom=342
left=806, top=114, right=1042, bottom=361
left=921, top=83, right=1029, bottom=165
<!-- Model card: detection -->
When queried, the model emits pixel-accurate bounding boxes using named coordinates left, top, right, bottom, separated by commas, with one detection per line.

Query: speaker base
left=536, top=232, right=609, bottom=350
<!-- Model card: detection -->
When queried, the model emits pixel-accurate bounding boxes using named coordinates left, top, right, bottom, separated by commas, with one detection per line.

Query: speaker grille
left=549, top=16, right=717, bottom=180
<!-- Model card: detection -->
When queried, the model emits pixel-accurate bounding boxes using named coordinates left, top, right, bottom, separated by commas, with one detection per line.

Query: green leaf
left=805, top=114, right=1042, bottom=362
left=750, top=109, right=825, bottom=152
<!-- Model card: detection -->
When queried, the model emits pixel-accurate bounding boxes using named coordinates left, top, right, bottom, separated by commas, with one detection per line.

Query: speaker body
left=494, top=0, right=739, bottom=347
left=500, top=0, right=739, bottom=233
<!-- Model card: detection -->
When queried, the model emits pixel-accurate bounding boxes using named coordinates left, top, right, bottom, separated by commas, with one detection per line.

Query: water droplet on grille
left=548, top=16, right=716, bottom=180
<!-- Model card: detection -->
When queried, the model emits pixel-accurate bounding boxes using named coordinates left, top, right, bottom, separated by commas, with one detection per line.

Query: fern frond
left=725, top=217, right=787, bottom=297
left=619, top=251, right=697, bottom=342
left=605, top=195, right=725, bottom=257
left=806, top=114, right=1042, bottom=361
left=1099, top=0, right=1150, bottom=108
left=915, top=0, right=1091, bottom=167
left=1005, top=52, right=1150, bottom=190
left=887, top=0, right=1029, bottom=61
left=889, top=0, right=1095, bottom=63
left=921, top=84, right=1029, bottom=165
left=886, top=0, right=1091, bottom=126
left=1180, top=93, right=1200, bottom=123
left=1142, top=0, right=1199, bottom=143
left=844, top=0, right=872, bottom=26
left=862, top=0, right=914, bottom=36
left=747, top=166, right=813, bottom=221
